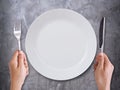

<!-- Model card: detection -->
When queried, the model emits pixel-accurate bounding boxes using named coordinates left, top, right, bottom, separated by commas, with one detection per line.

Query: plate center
left=36, top=20, right=87, bottom=69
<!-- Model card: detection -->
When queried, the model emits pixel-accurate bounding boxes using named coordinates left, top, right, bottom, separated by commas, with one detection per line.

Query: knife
left=99, top=17, right=106, bottom=53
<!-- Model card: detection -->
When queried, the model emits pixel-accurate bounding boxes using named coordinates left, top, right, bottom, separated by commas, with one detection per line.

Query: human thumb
left=18, top=51, right=24, bottom=68
left=96, top=53, right=104, bottom=69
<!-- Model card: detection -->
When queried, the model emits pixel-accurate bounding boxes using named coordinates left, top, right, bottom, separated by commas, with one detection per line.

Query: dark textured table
left=0, top=0, right=120, bottom=90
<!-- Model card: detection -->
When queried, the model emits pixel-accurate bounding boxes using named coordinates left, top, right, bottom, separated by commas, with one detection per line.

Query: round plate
left=25, top=9, right=97, bottom=80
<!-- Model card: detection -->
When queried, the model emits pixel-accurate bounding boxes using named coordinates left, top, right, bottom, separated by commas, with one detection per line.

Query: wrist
left=10, top=81, right=22, bottom=90
left=98, top=85, right=110, bottom=90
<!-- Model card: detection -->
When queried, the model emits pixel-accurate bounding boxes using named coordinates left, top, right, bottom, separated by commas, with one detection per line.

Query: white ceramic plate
left=25, top=9, right=97, bottom=80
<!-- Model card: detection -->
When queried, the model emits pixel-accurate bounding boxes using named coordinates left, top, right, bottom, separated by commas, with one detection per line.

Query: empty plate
left=25, top=9, right=97, bottom=80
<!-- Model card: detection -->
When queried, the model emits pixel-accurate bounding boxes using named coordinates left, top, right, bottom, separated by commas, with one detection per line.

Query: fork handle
left=18, top=40, right=21, bottom=50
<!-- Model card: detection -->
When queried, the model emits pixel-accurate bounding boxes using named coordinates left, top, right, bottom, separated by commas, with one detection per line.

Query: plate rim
left=25, top=8, right=97, bottom=80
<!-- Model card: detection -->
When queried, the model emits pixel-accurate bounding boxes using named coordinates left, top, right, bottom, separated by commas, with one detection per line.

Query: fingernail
left=19, top=50, right=23, bottom=55
left=99, top=53, right=103, bottom=56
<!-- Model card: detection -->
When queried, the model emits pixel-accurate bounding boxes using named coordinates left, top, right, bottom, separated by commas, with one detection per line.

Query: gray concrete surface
left=0, top=0, right=120, bottom=90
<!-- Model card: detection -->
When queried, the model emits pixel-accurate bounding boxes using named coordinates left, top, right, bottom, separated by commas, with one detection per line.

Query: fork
left=14, top=20, right=21, bottom=50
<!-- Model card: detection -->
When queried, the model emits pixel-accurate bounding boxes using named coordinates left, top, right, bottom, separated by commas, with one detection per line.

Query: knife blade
left=99, top=17, right=106, bottom=53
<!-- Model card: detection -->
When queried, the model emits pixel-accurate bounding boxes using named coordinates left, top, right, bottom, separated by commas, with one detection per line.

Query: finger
left=10, top=50, right=19, bottom=68
left=24, top=56, right=29, bottom=76
left=103, top=53, right=110, bottom=64
left=94, top=62, right=98, bottom=70
left=12, top=50, right=19, bottom=61
left=18, top=51, right=24, bottom=67
left=26, top=67, right=29, bottom=76
left=96, top=53, right=104, bottom=69
left=24, top=58, right=29, bottom=76
left=23, top=53, right=29, bottom=69
left=24, top=58, right=29, bottom=75
left=103, top=53, right=113, bottom=70
left=24, top=59, right=29, bottom=69
left=21, top=51, right=29, bottom=69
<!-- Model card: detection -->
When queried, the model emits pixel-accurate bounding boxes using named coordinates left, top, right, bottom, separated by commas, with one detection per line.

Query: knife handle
left=98, top=47, right=103, bottom=53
